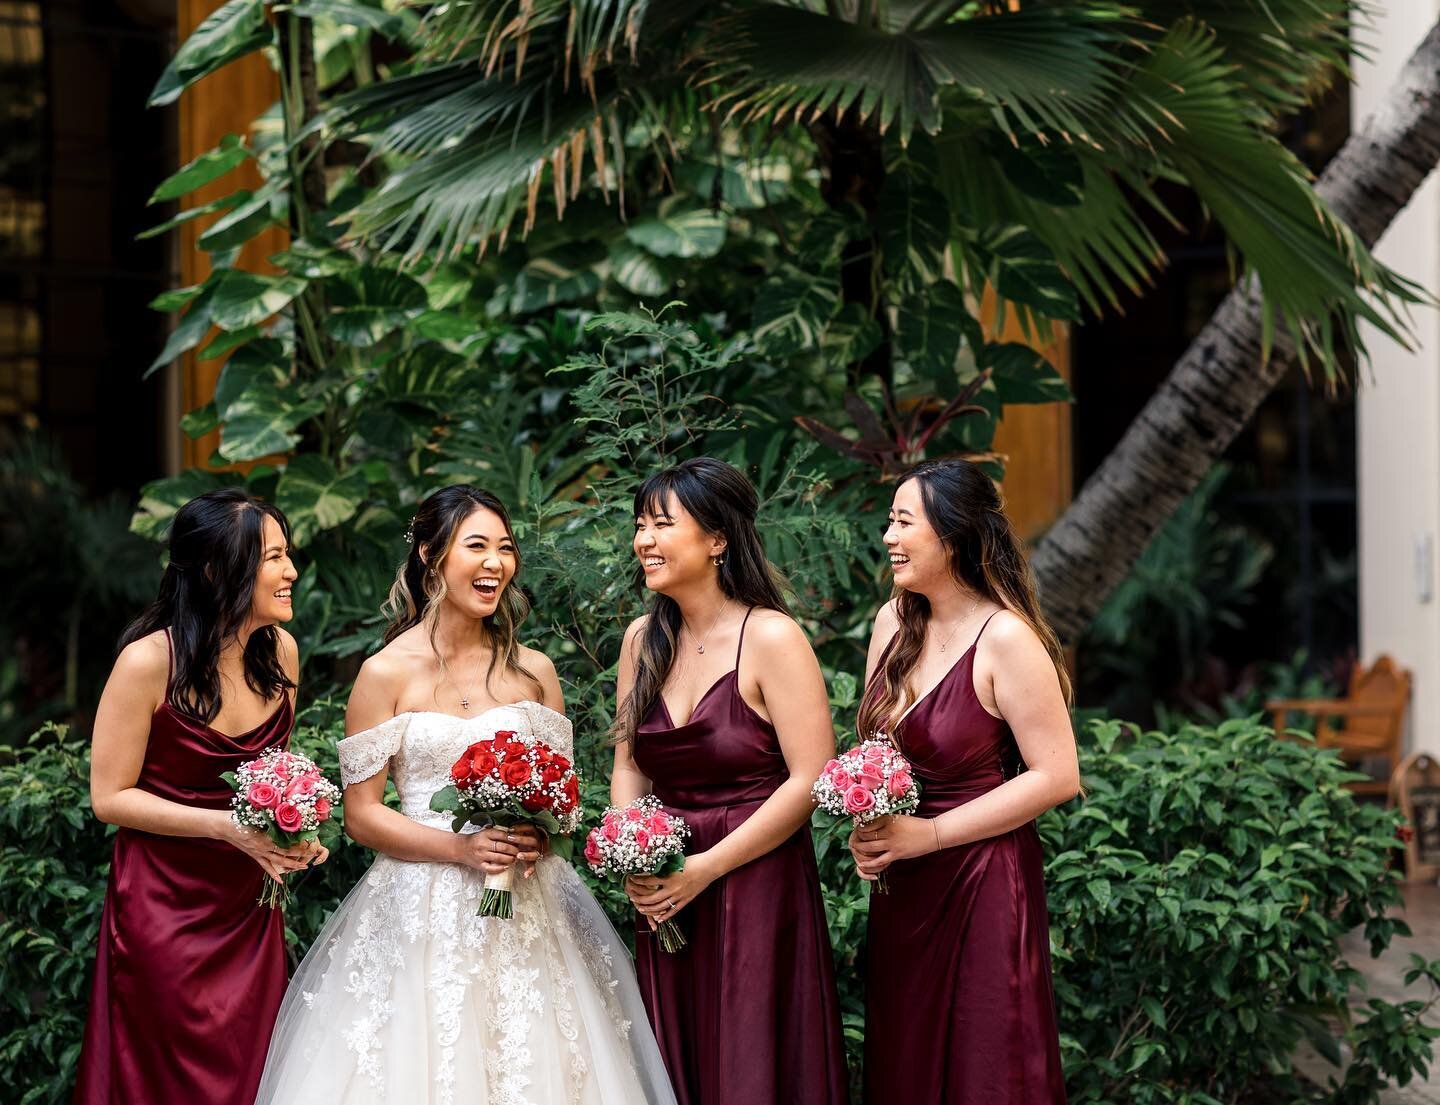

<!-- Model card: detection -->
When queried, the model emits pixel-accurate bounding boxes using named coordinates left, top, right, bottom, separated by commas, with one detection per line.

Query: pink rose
left=843, top=784, right=876, bottom=816
left=247, top=782, right=280, bottom=810
left=821, top=759, right=840, bottom=777
left=584, top=832, right=603, bottom=865
left=830, top=770, right=854, bottom=792
left=314, top=797, right=332, bottom=820
left=271, top=755, right=294, bottom=782
left=286, top=774, right=317, bottom=797
left=887, top=770, right=913, bottom=797
left=855, top=762, right=884, bottom=788
left=602, top=820, right=621, bottom=842
left=646, top=813, right=672, bottom=835
left=634, top=829, right=651, bottom=851
left=863, top=745, right=886, bottom=762
left=625, top=807, right=645, bottom=822
left=275, top=802, right=304, bottom=833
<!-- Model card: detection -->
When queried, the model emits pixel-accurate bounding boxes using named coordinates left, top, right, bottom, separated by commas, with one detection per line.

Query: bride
left=255, top=485, right=677, bottom=1105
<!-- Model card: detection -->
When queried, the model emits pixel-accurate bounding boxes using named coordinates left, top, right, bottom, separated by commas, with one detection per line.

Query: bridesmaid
left=611, top=456, right=847, bottom=1105
left=850, top=459, right=1079, bottom=1104
left=74, top=489, right=325, bottom=1105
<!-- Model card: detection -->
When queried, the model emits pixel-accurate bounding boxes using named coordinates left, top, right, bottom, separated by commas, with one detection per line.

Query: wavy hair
left=384, top=485, right=539, bottom=700
left=119, top=488, right=294, bottom=723
left=857, top=459, right=1072, bottom=743
left=613, top=457, right=790, bottom=742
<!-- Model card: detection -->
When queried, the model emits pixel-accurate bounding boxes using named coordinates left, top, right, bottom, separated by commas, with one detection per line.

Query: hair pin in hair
left=403, top=518, right=417, bottom=545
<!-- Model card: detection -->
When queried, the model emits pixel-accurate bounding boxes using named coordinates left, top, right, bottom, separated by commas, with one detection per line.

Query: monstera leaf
left=275, top=456, right=369, bottom=545
left=752, top=268, right=842, bottom=357
left=625, top=196, right=728, bottom=259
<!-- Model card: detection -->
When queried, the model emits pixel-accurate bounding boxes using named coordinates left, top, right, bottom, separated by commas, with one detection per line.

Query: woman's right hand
left=217, top=813, right=317, bottom=883
left=453, top=825, right=544, bottom=877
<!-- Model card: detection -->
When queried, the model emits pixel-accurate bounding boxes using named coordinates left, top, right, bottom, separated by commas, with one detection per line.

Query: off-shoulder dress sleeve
left=521, top=700, right=574, bottom=759
left=336, top=714, right=408, bottom=787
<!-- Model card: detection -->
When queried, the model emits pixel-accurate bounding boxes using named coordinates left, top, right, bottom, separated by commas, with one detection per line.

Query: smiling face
left=884, top=477, right=953, bottom=594
left=250, top=513, right=297, bottom=624
left=633, top=491, right=726, bottom=596
left=428, top=505, right=517, bottom=620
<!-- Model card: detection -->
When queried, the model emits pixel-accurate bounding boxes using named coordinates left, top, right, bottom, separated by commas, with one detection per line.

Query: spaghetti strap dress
left=73, top=633, right=291, bottom=1105
left=630, top=608, right=848, bottom=1105
left=862, top=612, right=1067, bottom=1104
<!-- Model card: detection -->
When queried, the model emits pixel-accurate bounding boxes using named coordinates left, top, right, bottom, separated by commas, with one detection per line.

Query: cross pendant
left=460, top=697, right=470, bottom=710
left=697, top=644, right=706, bottom=654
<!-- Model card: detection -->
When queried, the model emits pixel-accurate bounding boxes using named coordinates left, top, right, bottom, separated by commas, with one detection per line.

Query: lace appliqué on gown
left=255, top=704, right=676, bottom=1105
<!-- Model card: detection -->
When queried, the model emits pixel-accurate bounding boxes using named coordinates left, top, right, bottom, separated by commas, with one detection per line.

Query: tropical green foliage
left=5, top=713, right=1432, bottom=1105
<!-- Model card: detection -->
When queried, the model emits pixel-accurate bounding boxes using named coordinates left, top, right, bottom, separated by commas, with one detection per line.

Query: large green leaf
left=149, top=135, right=251, bottom=204
left=894, top=279, right=970, bottom=384
left=625, top=196, right=727, bottom=259
left=139, top=191, right=249, bottom=242
left=198, top=179, right=285, bottom=253
left=677, top=157, right=792, bottom=210
left=145, top=286, right=216, bottom=378
left=820, top=304, right=883, bottom=368
left=210, top=271, right=308, bottom=331
left=289, top=0, right=419, bottom=40
left=878, top=173, right=948, bottom=291
left=510, top=247, right=605, bottom=313
left=609, top=241, right=679, bottom=297
left=275, top=456, right=369, bottom=545
left=215, top=356, right=325, bottom=462
left=149, top=0, right=272, bottom=107
left=325, top=269, right=430, bottom=346
left=751, top=267, right=842, bottom=357
left=972, top=226, right=1080, bottom=322
left=984, top=342, right=1073, bottom=404
left=130, top=470, right=243, bottom=541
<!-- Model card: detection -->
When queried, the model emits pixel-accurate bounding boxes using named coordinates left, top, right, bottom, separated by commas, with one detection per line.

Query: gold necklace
left=683, top=599, right=730, bottom=655
left=935, top=595, right=982, bottom=653
left=443, top=648, right=487, bottom=711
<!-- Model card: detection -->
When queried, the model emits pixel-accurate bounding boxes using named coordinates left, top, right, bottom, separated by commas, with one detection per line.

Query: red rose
left=470, top=749, right=499, bottom=776
left=493, top=730, right=516, bottom=740
left=552, top=754, right=571, bottom=773
left=500, top=759, right=532, bottom=787
left=503, top=741, right=528, bottom=760
left=540, top=763, right=564, bottom=785
left=521, top=790, right=552, bottom=812
left=561, top=776, right=579, bottom=807
left=451, top=753, right=476, bottom=785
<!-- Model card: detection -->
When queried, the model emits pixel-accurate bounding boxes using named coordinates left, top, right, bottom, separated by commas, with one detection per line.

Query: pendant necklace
left=936, top=595, right=982, bottom=652
left=445, top=648, right=487, bottom=711
left=684, top=599, right=730, bottom=655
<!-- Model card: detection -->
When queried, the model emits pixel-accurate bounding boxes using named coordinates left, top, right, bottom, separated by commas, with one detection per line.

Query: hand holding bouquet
left=430, top=730, right=582, bottom=918
left=811, top=738, right=920, bottom=893
left=224, top=749, right=342, bottom=908
left=584, top=796, right=692, bottom=952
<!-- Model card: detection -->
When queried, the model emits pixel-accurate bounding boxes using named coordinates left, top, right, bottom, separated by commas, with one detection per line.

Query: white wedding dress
left=253, top=702, right=677, bottom=1105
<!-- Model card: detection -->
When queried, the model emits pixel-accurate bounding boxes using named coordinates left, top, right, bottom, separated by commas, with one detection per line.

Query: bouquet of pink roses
left=430, top=729, right=582, bottom=919
left=584, top=796, right=692, bottom=953
left=811, top=738, right=920, bottom=893
left=224, top=748, right=342, bottom=908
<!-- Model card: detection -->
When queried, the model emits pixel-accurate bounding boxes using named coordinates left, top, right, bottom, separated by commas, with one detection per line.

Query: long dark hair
left=120, top=488, right=295, bottom=724
left=383, top=484, right=540, bottom=699
left=613, top=457, right=790, bottom=742
left=857, top=459, right=1072, bottom=742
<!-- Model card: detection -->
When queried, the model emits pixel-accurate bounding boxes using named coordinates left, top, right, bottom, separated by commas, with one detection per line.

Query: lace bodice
left=337, top=702, right=575, bottom=829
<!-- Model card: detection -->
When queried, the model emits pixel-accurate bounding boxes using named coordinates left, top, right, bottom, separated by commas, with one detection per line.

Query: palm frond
left=699, top=5, right=1135, bottom=138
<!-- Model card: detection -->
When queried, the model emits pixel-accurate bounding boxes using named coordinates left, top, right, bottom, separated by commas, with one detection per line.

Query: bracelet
left=931, top=819, right=943, bottom=853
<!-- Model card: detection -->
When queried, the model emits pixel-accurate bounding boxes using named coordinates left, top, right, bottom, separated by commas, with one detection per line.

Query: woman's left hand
left=850, top=815, right=938, bottom=876
left=625, top=852, right=720, bottom=929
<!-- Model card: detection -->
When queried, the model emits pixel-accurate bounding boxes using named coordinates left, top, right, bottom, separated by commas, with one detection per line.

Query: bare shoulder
left=622, top=613, right=648, bottom=646
left=744, top=608, right=812, bottom=654
left=274, top=626, right=300, bottom=678
left=354, top=638, right=416, bottom=696
left=114, top=630, right=170, bottom=684
left=981, top=608, right=1046, bottom=659
left=516, top=642, right=558, bottom=679
left=873, top=599, right=899, bottom=635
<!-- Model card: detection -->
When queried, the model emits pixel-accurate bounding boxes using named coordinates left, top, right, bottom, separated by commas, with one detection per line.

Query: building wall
left=1356, top=1, right=1440, bottom=756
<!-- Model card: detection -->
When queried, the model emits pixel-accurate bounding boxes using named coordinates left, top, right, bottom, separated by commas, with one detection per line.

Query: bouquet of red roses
left=223, top=748, right=342, bottom=908
left=584, top=795, right=692, bottom=952
left=430, top=729, right=581, bottom=918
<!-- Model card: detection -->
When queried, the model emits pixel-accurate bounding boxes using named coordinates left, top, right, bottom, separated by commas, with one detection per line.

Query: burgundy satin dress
left=632, top=609, right=848, bottom=1105
left=864, top=614, right=1066, bottom=1104
left=73, top=640, right=291, bottom=1105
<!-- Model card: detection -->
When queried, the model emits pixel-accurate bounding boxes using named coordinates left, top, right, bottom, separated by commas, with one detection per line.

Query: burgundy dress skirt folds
left=631, top=609, right=848, bottom=1105
left=73, top=654, right=291, bottom=1105
left=864, top=614, right=1067, bottom=1105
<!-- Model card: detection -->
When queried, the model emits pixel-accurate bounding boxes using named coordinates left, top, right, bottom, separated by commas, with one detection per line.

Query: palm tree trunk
left=1032, top=18, right=1440, bottom=646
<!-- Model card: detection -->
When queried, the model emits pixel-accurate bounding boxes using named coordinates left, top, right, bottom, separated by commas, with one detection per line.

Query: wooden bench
left=1267, top=655, right=1412, bottom=797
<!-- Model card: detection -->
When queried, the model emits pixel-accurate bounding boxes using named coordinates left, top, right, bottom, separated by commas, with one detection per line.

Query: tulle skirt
left=254, top=853, right=677, bottom=1105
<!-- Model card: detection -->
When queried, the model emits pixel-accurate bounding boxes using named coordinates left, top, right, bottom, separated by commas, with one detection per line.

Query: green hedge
left=2, top=715, right=1435, bottom=1104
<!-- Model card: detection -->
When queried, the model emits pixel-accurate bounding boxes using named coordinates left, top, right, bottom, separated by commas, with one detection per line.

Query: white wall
left=1355, top=2, right=1440, bottom=755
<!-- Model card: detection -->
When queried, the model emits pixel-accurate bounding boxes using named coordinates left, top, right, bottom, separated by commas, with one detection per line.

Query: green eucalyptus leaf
left=625, top=196, right=727, bottom=259
left=149, top=0, right=272, bottom=107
